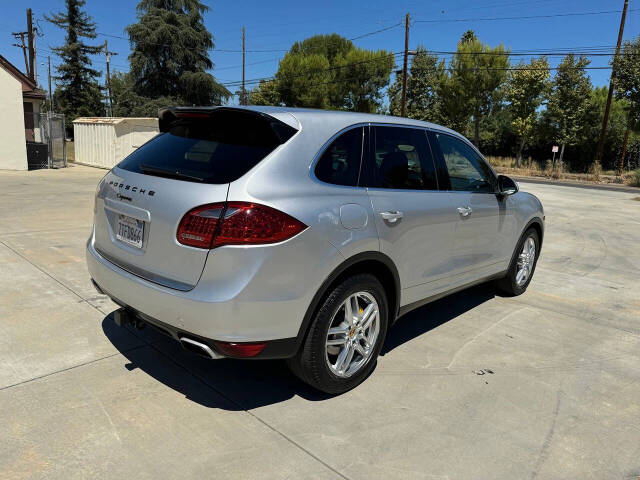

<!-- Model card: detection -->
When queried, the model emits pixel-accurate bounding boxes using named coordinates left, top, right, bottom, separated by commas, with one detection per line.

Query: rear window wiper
left=139, top=164, right=206, bottom=182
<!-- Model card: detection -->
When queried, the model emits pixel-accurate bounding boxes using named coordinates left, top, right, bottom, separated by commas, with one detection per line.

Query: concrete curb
left=513, top=175, right=640, bottom=194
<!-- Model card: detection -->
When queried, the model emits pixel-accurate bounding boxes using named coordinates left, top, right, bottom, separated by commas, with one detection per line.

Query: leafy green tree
left=278, top=34, right=351, bottom=108
left=277, top=52, right=331, bottom=108
left=388, top=46, right=446, bottom=121
left=613, top=34, right=640, bottom=170
left=45, top=0, right=104, bottom=133
left=505, top=57, right=550, bottom=166
left=248, top=79, right=281, bottom=106
left=576, top=86, right=631, bottom=171
left=126, top=0, right=229, bottom=106
left=254, top=34, right=394, bottom=112
left=336, top=47, right=395, bottom=113
left=478, top=105, right=516, bottom=157
left=437, top=73, right=473, bottom=134
left=546, top=54, right=592, bottom=166
left=109, top=71, right=179, bottom=117
left=444, top=31, right=510, bottom=146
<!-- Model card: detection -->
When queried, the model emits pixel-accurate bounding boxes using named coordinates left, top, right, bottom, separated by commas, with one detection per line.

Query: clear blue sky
left=1, top=0, right=638, bottom=104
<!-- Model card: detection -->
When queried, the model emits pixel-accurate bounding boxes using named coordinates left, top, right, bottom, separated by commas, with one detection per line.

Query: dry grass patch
left=486, top=156, right=640, bottom=188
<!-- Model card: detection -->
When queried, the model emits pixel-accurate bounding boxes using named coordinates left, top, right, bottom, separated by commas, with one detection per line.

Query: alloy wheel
left=325, top=292, right=380, bottom=378
left=516, top=236, right=536, bottom=287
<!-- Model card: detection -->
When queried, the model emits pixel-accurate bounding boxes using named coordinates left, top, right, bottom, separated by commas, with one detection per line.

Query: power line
left=35, top=47, right=130, bottom=70
left=413, top=9, right=638, bottom=24
left=208, top=20, right=407, bottom=74
left=349, top=22, right=403, bottom=41
left=221, top=52, right=403, bottom=87
left=228, top=64, right=616, bottom=98
left=423, top=49, right=640, bottom=57
left=229, top=62, right=613, bottom=89
left=222, top=43, right=624, bottom=88
left=214, top=57, right=280, bottom=71
left=94, top=20, right=404, bottom=53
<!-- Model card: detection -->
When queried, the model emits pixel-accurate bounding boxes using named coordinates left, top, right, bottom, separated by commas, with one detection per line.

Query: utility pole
left=595, top=0, right=629, bottom=169
left=27, top=8, right=35, bottom=81
left=241, top=26, right=246, bottom=106
left=12, top=32, right=29, bottom=74
left=33, top=21, right=38, bottom=83
left=103, top=40, right=118, bottom=116
left=47, top=56, right=53, bottom=111
left=12, top=9, right=37, bottom=80
left=400, top=13, right=410, bottom=118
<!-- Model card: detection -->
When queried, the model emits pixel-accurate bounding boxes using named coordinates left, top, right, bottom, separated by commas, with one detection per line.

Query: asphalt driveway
left=1, top=165, right=639, bottom=479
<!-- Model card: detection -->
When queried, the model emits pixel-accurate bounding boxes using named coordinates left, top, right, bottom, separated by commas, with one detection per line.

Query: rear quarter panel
left=227, top=119, right=380, bottom=261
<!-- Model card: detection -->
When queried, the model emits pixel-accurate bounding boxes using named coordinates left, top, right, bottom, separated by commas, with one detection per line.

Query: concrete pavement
left=1, top=165, right=639, bottom=479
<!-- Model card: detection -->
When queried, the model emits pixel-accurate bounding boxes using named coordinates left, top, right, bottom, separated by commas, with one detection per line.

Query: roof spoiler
left=158, top=106, right=221, bottom=132
left=157, top=106, right=299, bottom=142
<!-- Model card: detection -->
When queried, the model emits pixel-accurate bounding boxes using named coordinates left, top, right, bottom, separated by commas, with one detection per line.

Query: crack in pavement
left=530, top=388, right=564, bottom=479
left=0, top=347, right=147, bottom=392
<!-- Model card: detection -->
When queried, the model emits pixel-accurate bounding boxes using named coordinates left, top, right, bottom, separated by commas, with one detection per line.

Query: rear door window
left=314, top=127, right=364, bottom=187
left=364, top=126, right=438, bottom=190
left=118, top=109, right=297, bottom=184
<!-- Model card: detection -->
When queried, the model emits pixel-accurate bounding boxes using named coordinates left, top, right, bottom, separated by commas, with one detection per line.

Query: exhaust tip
left=179, top=337, right=223, bottom=359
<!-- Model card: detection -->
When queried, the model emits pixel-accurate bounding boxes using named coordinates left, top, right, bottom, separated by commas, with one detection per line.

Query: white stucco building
left=0, top=54, right=46, bottom=170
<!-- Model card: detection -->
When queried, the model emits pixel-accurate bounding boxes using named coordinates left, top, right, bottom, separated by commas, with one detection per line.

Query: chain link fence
left=24, top=112, right=67, bottom=169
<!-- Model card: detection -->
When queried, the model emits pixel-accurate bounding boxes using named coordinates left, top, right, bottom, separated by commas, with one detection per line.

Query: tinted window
left=118, top=110, right=297, bottom=184
left=315, top=127, right=363, bottom=187
left=366, top=126, right=437, bottom=190
left=435, top=133, right=496, bottom=193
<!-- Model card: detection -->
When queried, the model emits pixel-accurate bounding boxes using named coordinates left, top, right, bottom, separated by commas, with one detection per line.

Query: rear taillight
left=176, top=203, right=225, bottom=248
left=213, top=341, right=267, bottom=358
left=177, top=202, right=306, bottom=249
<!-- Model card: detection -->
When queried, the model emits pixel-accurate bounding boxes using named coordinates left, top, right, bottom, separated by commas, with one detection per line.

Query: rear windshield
left=117, top=110, right=298, bottom=184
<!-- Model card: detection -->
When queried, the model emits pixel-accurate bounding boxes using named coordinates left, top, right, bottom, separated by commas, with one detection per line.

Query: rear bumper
left=91, top=279, right=297, bottom=359
left=86, top=229, right=341, bottom=357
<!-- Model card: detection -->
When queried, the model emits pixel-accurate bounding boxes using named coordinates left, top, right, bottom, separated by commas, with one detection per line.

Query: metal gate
left=24, top=112, right=67, bottom=169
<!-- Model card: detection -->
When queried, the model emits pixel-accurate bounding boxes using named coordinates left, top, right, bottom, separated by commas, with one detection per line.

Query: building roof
left=0, top=53, right=46, bottom=100
left=73, top=117, right=159, bottom=126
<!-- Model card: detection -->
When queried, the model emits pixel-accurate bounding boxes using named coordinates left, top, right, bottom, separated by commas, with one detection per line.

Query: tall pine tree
left=126, top=0, right=229, bottom=107
left=547, top=54, right=592, bottom=166
left=46, top=0, right=104, bottom=131
left=443, top=31, right=510, bottom=146
left=505, top=57, right=550, bottom=166
left=388, top=46, right=446, bottom=122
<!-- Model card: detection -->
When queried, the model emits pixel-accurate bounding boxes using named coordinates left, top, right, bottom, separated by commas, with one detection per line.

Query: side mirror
left=498, top=175, right=519, bottom=195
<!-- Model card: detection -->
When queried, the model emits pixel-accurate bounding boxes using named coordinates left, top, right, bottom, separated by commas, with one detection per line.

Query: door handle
left=380, top=210, right=404, bottom=222
left=457, top=206, right=473, bottom=217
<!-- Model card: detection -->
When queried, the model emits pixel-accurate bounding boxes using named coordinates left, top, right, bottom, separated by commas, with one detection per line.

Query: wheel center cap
left=349, top=328, right=356, bottom=338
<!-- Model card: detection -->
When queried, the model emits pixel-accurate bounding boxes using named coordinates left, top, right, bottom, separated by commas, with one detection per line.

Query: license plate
left=116, top=214, right=144, bottom=248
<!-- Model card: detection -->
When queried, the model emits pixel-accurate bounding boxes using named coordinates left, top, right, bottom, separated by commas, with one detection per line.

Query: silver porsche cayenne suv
left=87, top=106, right=544, bottom=393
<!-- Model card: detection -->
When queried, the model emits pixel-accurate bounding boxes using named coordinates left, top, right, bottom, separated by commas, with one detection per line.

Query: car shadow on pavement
left=381, top=283, right=496, bottom=355
left=102, top=283, right=495, bottom=410
left=102, top=314, right=331, bottom=410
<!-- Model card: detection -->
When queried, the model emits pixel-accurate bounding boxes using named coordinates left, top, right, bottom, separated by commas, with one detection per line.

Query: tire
left=288, top=273, right=389, bottom=394
left=496, top=227, right=540, bottom=296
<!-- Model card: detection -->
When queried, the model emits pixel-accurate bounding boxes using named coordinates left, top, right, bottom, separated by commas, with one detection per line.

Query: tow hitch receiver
left=113, top=307, right=132, bottom=327
left=113, top=308, right=146, bottom=329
